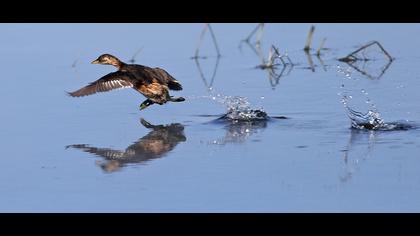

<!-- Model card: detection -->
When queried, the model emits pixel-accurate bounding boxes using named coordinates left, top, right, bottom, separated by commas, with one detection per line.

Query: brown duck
left=68, top=54, right=185, bottom=110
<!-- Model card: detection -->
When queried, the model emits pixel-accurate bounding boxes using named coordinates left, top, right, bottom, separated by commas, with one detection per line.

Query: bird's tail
left=168, top=80, right=183, bottom=91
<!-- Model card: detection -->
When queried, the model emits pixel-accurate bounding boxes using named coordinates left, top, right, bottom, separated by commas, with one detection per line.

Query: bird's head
left=91, top=54, right=122, bottom=68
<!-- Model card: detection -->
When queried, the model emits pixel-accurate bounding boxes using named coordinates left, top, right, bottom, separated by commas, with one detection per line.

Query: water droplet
left=260, top=96, right=265, bottom=100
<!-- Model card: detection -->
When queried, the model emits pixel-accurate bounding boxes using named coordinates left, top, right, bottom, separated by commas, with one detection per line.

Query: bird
left=67, top=54, right=185, bottom=110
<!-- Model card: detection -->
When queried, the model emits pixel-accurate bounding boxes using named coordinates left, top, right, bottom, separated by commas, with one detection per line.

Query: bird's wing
left=152, top=67, right=177, bottom=83
left=68, top=71, right=134, bottom=97
left=153, top=67, right=183, bottom=90
left=66, top=144, right=135, bottom=160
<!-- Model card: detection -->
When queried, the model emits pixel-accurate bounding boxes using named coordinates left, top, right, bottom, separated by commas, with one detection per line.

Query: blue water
left=1, top=23, right=420, bottom=212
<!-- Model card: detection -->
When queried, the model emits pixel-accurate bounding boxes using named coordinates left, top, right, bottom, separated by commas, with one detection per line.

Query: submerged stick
left=207, top=24, right=221, bottom=57
left=267, top=63, right=294, bottom=90
left=346, top=59, right=393, bottom=80
left=303, top=25, right=315, bottom=52
left=71, top=59, right=78, bottom=68
left=194, top=24, right=209, bottom=59
left=255, top=23, right=264, bottom=46
left=193, top=56, right=220, bottom=90
left=316, top=53, right=327, bottom=72
left=71, top=52, right=81, bottom=68
left=253, top=45, right=295, bottom=89
left=246, top=23, right=261, bottom=42
left=193, top=23, right=221, bottom=59
left=239, top=23, right=264, bottom=53
left=71, top=52, right=81, bottom=80
left=304, top=50, right=315, bottom=72
left=256, top=45, right=294, bottom=72
left=338, top=41, right=394, bottom=62
left=316, top=38, right=326, bottom=56
left=128, top=47, right=144, bottom=63
left=242, top=23, right=264, bottom=43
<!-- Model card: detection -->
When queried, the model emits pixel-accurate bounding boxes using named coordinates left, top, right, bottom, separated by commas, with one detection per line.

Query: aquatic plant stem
left=304, top=25, right=315, bottom=52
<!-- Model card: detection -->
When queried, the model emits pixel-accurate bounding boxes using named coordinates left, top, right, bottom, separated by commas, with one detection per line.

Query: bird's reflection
left=339, top=129, right=377, bottom=183
left=66, top=119, right=186, bottom=173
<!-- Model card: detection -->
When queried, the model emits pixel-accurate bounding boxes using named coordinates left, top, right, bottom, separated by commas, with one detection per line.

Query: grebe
left=68, top=54, right=185, bottom=110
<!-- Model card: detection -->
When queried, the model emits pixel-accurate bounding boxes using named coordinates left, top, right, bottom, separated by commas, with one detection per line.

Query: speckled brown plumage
left=68, top=54, right=185, bottom=108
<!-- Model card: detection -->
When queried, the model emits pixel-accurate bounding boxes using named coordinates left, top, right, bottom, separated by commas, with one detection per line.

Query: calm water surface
left=1, top=23, right=420, bottom=212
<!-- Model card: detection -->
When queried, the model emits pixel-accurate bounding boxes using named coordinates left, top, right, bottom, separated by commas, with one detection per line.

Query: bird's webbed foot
left=139, top=99, right=154, bottom=110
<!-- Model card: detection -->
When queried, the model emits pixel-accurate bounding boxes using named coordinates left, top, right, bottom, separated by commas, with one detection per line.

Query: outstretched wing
left=68, top=71, right=134, bottom=97
left=66, top=144, right=135, bottom=160
left=153, top=67, right=183, bottom=91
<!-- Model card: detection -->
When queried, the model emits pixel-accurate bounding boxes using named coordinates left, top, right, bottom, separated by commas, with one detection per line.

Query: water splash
left=187, top=93, right=286, bottom=121
left=338, top=66, right=414, bottom=131
left=340, top=86, right=413, bottom=131
left=211, top=95, right=269, bottom=121
left=337, top=65, right=353, bottom=80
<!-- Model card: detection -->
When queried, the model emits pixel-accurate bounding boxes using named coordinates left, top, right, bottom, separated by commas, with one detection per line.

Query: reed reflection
left=340, top=129, right=377, bottom=183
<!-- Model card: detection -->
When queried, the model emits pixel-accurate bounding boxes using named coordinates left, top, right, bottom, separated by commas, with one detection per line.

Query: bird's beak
left=91, top=59, right=100, bottom=64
